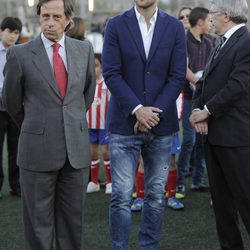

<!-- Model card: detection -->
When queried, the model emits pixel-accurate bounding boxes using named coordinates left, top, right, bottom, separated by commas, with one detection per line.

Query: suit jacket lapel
left=206, top=26, right=247, bottom=76
left=64, top=37, right=78, bottom=98
left=32, top=35, right=61, bottom=99
left=147, top=10, right=169, bottom=63
left=124, top=8, right=146, bottom=62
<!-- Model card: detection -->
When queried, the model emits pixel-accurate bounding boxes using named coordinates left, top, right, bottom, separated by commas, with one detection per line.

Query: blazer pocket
left=21, top=123, right=45, bottom=135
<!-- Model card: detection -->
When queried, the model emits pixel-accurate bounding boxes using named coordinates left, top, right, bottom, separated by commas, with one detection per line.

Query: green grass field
left=0, top=146, right=249, bottom=250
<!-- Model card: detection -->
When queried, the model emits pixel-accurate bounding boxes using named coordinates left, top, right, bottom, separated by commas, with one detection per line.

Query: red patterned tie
left=52, top=43, right=67, bottom=98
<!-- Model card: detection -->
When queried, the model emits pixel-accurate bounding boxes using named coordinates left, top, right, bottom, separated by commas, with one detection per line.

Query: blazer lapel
left=206, top=26, right=247, bottom=76
left=64, top=37, right=78, bottom=98
left=32, top=35, right=61, bottom=99
left=147, top=10, right=169, bottom=63
left=124, top=8, right=146, bottom=62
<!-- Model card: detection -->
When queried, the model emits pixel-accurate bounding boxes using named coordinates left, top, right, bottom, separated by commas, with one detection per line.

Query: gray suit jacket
left=2, top=35, right=96, bottom=171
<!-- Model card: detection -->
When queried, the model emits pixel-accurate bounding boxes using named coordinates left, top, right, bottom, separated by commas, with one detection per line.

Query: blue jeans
left=178, top=99, right=195, bottom=186
left=177, top=99, right=206, bottom=187
left=109, top=132, right=172, bottom=250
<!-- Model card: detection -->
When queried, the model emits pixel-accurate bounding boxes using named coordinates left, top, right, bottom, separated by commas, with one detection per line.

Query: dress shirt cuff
left=204, top=105, right=211, bottom=115
left=132, top=104, right=143, bottom=115
left=192, top=108, right=201, bottom=113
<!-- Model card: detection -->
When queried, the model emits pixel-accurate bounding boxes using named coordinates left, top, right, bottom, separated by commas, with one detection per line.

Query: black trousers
left=205, top=142, right=250, bottom=250
left=0, top=111, right=20, bottom=192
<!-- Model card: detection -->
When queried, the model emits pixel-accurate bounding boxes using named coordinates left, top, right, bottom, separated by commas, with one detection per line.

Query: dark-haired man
left=177, top=7, right=213, bottom=197
left=0, top=17, right=22, bottom=200
left=103, top=0, right=186, bottom=248
left=3, top=0, right=95, bottom=249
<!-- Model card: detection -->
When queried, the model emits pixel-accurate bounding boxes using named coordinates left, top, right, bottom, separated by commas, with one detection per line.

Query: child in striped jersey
left=86, top=54, right=112, bottom=194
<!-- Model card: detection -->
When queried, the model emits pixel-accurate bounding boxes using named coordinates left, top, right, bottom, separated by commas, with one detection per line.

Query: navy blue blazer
left=103, top=8, right=187, bottom=135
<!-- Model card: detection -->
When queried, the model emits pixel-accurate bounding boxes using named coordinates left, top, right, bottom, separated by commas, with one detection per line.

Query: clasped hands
left=189, top=109, right=210, bottom=135
left=134, top=106, right=162, bottom=134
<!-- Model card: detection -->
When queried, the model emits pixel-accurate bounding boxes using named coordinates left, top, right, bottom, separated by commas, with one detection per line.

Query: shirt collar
left=0, top=41, right=7, bottom=52
left=188, top=30, right=204, bottom=44
left=41, top=32, right=66, bottom=49
left=134, top=6, right=158, bottom=25
left=224, top=23, right=246, bottom=40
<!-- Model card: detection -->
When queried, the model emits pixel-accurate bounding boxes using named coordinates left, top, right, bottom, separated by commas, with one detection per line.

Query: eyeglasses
left=178, top=14, right=189, bottom=20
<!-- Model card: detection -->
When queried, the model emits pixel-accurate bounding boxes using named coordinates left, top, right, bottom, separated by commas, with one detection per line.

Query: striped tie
left=213, top=36, right=226, bottom=60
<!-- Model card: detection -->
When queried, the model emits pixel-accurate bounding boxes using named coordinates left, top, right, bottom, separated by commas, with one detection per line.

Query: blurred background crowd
left=1, top=0, right=250, bottom=44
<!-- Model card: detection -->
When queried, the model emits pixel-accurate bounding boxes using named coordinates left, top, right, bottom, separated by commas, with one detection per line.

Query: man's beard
left=135, top=0, right=156, bottom=9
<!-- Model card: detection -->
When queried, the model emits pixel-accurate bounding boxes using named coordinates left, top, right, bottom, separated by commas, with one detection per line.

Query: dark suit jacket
left=102, top=8, right=187, bottom=135
left=3, top=35, right=96, bottom=171
left=193, top=26, right=250, bottom=147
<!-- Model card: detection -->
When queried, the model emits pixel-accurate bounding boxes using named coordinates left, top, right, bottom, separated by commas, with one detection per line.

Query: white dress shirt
left=134, top=6, right=158, bottom=59
left=41, top=33, right=68, bottom=71
left=0, top=41, right=7, bottom=111
left=221, top=23, right=246, bottom=48
left=0, top=41, right=7, bottom=93
left=132, top=6, right=158, bottom=115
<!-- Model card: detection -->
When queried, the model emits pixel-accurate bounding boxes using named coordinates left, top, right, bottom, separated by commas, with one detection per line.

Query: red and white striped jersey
left=87, top=79, right=110, bottom=129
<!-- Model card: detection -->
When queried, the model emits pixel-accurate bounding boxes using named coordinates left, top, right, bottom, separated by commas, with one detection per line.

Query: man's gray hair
left=210, top=0, right=248, bottom=23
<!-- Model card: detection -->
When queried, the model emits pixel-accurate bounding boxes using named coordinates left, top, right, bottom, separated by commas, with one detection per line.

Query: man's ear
left=224, top=12, right=231, bottom=23
left=65, top=17, right=73, bottom=32
left=69, top=18, right=74, bottom=28
left=197, top=19, right=204, bottom=27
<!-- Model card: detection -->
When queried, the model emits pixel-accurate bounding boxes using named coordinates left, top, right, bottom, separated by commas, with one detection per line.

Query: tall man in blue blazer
left=103, top=0, right=186, bottom=248
left=190, top=0, right=250, bottom=248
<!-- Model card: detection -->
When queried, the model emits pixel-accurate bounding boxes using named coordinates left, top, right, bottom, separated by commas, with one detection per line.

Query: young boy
left=87, top=54, right=111, bottom=194
left=177, top=7, right=213, bottom=197
left=0, top=17, right=22, bottom=199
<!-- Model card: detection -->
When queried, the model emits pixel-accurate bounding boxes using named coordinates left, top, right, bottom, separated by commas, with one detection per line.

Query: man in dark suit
left=189, top=0, right=250, bottom=248
left=2, top=0, right=95, bottom=249
left=102, top=0, right=186, bottom=248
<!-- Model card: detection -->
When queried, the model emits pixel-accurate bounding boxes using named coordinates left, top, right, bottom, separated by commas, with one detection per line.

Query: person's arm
left=2, top=47, right=24, bottom=128
left=189, top=74, right=209, bottom=135
left=102, top=18, right=142, bottom=118
left=152, top=21, right=187, bottom=115
left=205, top=38, right=250, bottom=118
left=190, top=37, right=250, bottom=133
left=187, top=67, right=199, bottom=85
left=102, top=18, right=161, bottom=130
left=84, top=42, right=96, bottom=111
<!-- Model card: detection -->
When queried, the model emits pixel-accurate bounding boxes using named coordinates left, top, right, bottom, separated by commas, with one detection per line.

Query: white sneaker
left=87, top=182, right=100, bottom=193
left=105, top=183, right=112, bottom=194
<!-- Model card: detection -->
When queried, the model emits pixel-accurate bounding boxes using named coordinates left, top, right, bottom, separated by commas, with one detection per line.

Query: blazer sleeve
left=102, top=18, right=142, bottom=118
left=206, top=36, right=250, bottom=118
left=84, top=42, right=96, bottom=111
left=2, top=47, right=24, bottom=128
left=192, top=78, right=204, bottom=110
left=152, top=21, right=187, bottom=114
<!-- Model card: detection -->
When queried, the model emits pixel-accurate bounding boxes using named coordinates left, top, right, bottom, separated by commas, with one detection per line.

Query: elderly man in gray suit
left=2, top=0, right=95, bottom=249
